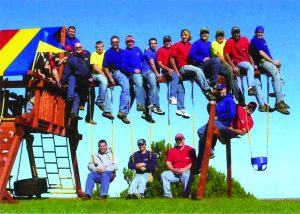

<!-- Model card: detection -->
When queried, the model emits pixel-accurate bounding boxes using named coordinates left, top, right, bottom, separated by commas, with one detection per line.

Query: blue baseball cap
left=255, top=26, right=264, bottom=33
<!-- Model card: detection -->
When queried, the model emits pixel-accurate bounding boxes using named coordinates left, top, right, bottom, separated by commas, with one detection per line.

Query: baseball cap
left=163, top=35, right=172, bottom=42
left=137, top=138, right=146, bottom=145
left=217, top=83, right=226, bottom=91
left=247, top=102, right=257, bottom=112
left=255, top=26, right=264, bottom=33
left=215, top=29, right=225, bottom=38
left=175, top=133, right=184, bottom=141
left=200, top=27, right=209, bottom=34
left=125, top=35, right=135, bottom=43
left=231, top=26, right=240, bottom=34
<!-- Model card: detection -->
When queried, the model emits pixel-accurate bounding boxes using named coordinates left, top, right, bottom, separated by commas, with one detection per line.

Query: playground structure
left=0, top=26, right=270, bottom=203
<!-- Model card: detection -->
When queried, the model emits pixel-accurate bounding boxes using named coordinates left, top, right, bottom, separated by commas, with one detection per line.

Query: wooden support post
left=68, top=134, right=84, bottom=198
left=226, top=141, right=232, bottom=197
left=197, top=103, right=216, bottom=199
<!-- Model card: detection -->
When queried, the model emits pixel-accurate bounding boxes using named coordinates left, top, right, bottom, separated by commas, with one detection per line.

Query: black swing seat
left=251, top=156, right=268, bottom=171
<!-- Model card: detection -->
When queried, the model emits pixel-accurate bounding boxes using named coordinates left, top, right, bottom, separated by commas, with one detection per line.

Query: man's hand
left=253, top=64, right=258, bottom=70
left=109, top=78, right=116, bottom=87
left=135, top=163, right=146, bottom=169
left=203, top=57, right=210, bottom=62
left=156, top=73, right=164, bottom=81
left=140, top=166, right=147, bottom=171
left=97, top=167, right=106, bottom=173
left=134, top=69, right=141, bottom=74
left=233, top=66, right=240, bottom=75
left=273, top=59, right=281, bottom=68
left=167, top=68, right=174, bottom=76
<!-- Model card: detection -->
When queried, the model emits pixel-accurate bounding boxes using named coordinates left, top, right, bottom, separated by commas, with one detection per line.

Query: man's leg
left=176, top=81, right=185, bottom=110
left=180, top=170, right=192, bottom=197
left=130, top=73, right=146, bottom=110
left=100, top=171, right=113, bottom=197
left=237, top=61, right=255, bottom=92
left=197, top=124, right=208, bottom=170
left=161, top=170, right=180, bottom=198
left=203, top=58, right=221, bottom=86
left=142, top=71, right=158, bottom=106
left=84, top=172, right=102, bottom=197
left=67, top=75, right=76, bottom=100
left=112, top=71, right=130, bottom=114
left=86, top=87, right=95, bottom=121
left=93, top=74, right=108, bottom=106
left=128, top=174, right=141, bottom=195
left=137, top=173, right=150, bottom=194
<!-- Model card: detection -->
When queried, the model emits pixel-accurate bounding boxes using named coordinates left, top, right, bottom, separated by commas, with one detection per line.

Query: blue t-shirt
left=250, top=36, right=272, bottom=64
left=189, top=39, right=211, bottom=63
left=121, top=47, right=143, bottom=73
left=103, top=48, right=124, bottom=71
left=65, top=36, right=80, bottom=48
left=142, top=48, right=157, bottom=72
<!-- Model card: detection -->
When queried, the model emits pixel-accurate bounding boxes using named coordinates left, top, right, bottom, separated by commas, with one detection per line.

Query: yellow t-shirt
left=90, top=50, right=106, bottom=74
left=210, top=39, right=226, bottom=59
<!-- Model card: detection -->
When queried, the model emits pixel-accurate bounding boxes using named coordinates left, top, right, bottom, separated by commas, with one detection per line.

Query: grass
left=1, top=198, right=300, bottom=213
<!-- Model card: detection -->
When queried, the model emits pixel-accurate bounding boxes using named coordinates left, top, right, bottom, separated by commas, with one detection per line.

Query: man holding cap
left=161, top=133, right=196, bottom=198
left=250, top=26, right=289, bottom=115
left=127, top=139, right=157, bottom=199
left=211, top=29, right=245, bottom=106
left=197, top=83, right=236, bottom=167
left=224, top=26, right=257, bottom=97
left=189, top=27, right=221, bottom=89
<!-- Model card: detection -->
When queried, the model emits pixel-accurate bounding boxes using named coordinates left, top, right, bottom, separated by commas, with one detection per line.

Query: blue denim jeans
left=84, top=171, right=113, bottom=196
left=93, top=73, right=112, bottom=112
left=237, top=61, right=255, bottom=88
left=200, top=58, right=221, bottom=85
left=128, top=172, right=150, bottom=195
left=142, top=70, right=159, bottom=106
left=67, top=75, right=80, bottom=113
left=129, top=73, right=145, bottom=108
left=180, top=65, right=210, bottom=94
left=237, top=76, right=265, bottom=106
left=259, top=61, right=284, bottom=102
left=111, top=70, right=130, bottom=114
left=161, top=170, right=192, bottom=198
left=197, top=121, right=235, bottom=168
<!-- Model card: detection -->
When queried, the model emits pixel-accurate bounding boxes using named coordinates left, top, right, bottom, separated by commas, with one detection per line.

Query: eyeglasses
left=75, top=46, right=82, bottom=49
left=138, top=143, right=145, bottom=146
left=175, top=138, right=184, bottom=142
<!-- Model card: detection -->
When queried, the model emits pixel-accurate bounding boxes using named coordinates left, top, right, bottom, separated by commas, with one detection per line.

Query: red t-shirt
left=171, top=41, right=191, bottom=69
left=224, top=37, right=250, bottom=65
left=166, top=145, right=195, bottom=169
left=232, top=105, right=253, bottom=131
left=156, top=46, right=172, bottom=67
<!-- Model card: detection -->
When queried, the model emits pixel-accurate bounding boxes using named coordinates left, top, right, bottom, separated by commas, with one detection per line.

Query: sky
left=1, top=0, right=300, bottom=199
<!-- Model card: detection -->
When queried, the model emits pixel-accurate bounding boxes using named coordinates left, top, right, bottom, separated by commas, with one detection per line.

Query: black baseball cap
left=137, top=139, right=146, bottom=145
left=231, top=26, right=240, bottom=34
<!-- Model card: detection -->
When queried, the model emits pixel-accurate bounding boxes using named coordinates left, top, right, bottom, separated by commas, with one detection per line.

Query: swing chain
left=16, top=139, right=24, bottom=181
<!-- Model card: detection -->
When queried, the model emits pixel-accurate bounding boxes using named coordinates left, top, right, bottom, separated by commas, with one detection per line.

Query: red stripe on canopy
left=0, top=30, right=19, bottom=51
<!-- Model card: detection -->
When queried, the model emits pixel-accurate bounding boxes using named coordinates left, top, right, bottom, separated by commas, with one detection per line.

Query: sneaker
left=210, top=149, right=215, bottom=159
left=248, top=87, right=257, bottom=96
left=126, top=194, right=133, bottom=200
left=176, top=109, right=191, bottom=119
left=205, top=90, right=216, bottom=101
left=148, top=104, right=155, bottom=109
left=137, top=103, right=145, bottom=112
left=81, top=194, right=91, bottom=201
left=258, top=104, right=275, bottom=113
left=275, top=101, right=290, bottom=115
left=70, top=112, right=79, bottom=119
left=152, top=106, right=165, bottom=115
left=79, top=105, right=85, bottom=110
left=85, top=118, right=97, bottom=125
left=95, top=102, right=104, bottom=111
left=280, top=101, right=290, bottom=109
left=102, top=112, right=115, bottom=120
left=117, top=112, right=131, bottom=124
left=135, top=193, right=143, bottom=199
left=141, top=113, right=155, bottom=123
left=169, top=97, right=178, bottom=105
left=99, top=195, right=107, bottom=200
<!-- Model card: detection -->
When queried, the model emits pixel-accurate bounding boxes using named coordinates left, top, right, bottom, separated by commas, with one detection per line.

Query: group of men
left=59, top=24, right=289, bottom=128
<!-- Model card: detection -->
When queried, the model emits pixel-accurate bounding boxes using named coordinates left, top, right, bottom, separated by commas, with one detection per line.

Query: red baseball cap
left=175, top=133, right=184, bottom=140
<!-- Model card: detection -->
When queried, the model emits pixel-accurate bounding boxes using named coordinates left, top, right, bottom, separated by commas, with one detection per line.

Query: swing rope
left=111, top=88, right=115, bottom=161
left=16, top=139, right=24, bottom=181
left=191, top=81, right=196, bottom=148
left=266, top=76, right=270, bottom=158
left=167, top=82, right=171, bottom=146
left=0, top=85, right=7, bottom=124
left=88, top=88, right=94, bottom=163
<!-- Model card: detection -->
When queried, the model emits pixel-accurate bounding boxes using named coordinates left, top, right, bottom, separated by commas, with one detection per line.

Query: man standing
left=142, top=38, right=165, bottom=115
left=250, top=26, right=290, bottom=115
left=61, top=42, right=91, bottom=119
left=86, top=41, right=114, bottom=125
left=127, top=139, right=157, bottom=199
left=197, top=84, right=236, bottom=167
left=170, top=29, right=216, bottom=119
left=211, top=29, right=245, bottom=106
left=189, top=27, right=221, bottom=88
left=65, top=26, right=80, bottom=52
left=82, top=139, right=117, bottom=200
left=156, top=35, right=185, bottom=115
left=103, top=35, right=131, bottom=124
left=161, top=133, right=196, bottom=198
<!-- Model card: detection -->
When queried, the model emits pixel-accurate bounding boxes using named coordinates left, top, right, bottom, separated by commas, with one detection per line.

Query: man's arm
left=103, top=67, right=115, bottom=86
left=259, top=50, right=281, bottom=67
left=169, top=56, right=181, bottom=78
left=148, top=58, right=163, bottom=80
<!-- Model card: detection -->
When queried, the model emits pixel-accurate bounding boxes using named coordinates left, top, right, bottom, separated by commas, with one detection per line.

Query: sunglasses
left=75, top=46, right=82, bottom=49
left=138, top=143, right=145, bottom=146
left=112, top=41, right=119, bottom=44
left=175, top=138, right=184, bottom=142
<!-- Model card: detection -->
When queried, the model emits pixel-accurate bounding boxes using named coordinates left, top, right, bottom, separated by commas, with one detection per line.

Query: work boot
left=152, top=106, right=165, bottom=115
left=70, top=112, right=79, bottom=119
left=95, top=102, right=104, bottom=111
left=275, top=101, right=290, bottom=115
left=99, top=195, right=107, bottom=200
left=102, top=112, right=115, bottom=120
left=258, top=104, right=275, bottom=113
left=117, top=112, right=131, bottom=124
left=248, top=87, right=257, bottom=96
left=79, top=105, right=85, bottom=110
left=85, top=118, right=97, bottom=125
left=141, top=113, right=155, bottom=123
left=81, top=194, right=91, bottom=201
left=137, top=103, right=145, bottom=112
left=205, top=90, right=216, bottom=101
